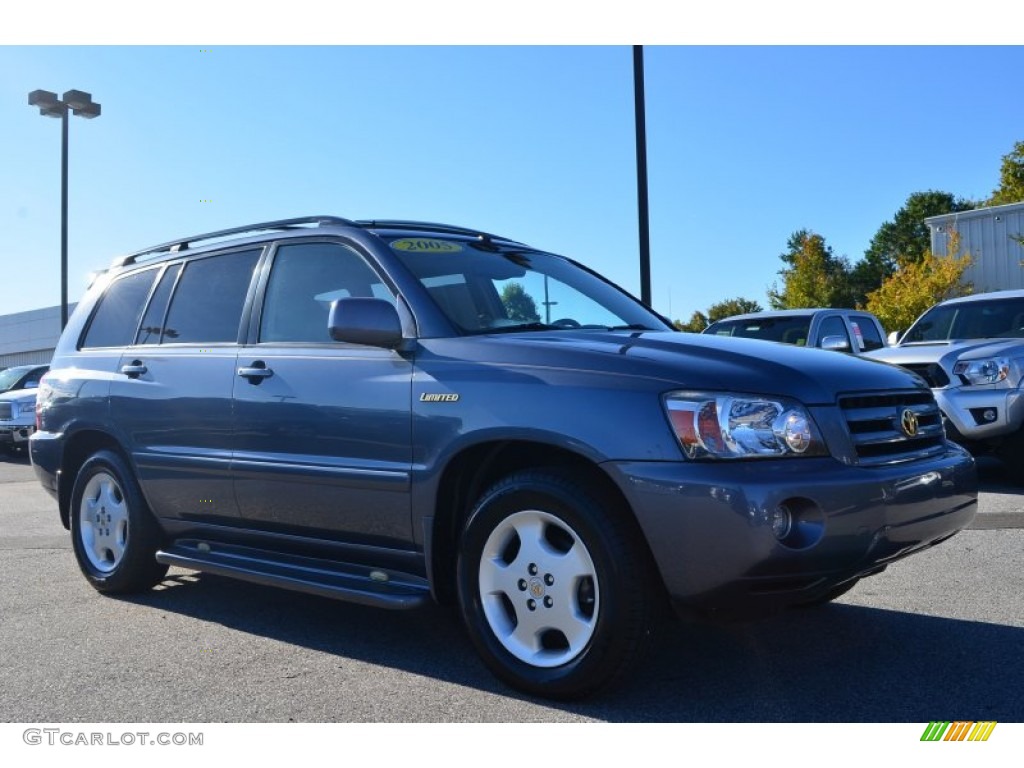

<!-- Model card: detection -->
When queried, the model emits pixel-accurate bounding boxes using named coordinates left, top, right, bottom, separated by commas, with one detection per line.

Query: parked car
left=703, top=309, right=887, bottom=354
left=866, top=289, right=1024, bottom=479
left=0, top=387, right=38, bottom=455
left=32, top=216, right=976, bottom=699
left=0, top=364, right=48, bottom=394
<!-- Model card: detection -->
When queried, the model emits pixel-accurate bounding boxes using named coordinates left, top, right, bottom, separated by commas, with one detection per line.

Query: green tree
left=500, top=282, right=540, bottom=322
left=851, top=190, right=974, bottom=302
left=988, top=140, right=1024, bottom=206
left=707, top=297, right=763, bottom=322
left=675, top=310, right=708, bottom=333
left=865, top=230, right=972, bottom=332
left=768, top=230, right=853, bottom=309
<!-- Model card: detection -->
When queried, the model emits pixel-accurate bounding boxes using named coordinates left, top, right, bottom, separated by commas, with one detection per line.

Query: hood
left=436, top=331, right=927, bottom=405
left=867, top=338, right=1024, bottom=367
left=0, top=388, right=38, bottom=405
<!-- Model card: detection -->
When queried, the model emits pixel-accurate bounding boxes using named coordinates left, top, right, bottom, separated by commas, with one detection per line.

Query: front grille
left=899, top=363, right=950, bottom=388
left=0, top=403, right=11, bottom=420
left=840, top=391, right=946, bottom=465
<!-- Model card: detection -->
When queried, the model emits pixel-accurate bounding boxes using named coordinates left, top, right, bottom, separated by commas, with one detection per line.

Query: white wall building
left=926, top=200, right=1024, bottom=292
left=0, top=305, right=74, bottom=368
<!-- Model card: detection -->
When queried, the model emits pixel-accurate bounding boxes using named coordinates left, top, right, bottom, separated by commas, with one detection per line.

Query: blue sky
left=2, top=42, right=1022, bottom=322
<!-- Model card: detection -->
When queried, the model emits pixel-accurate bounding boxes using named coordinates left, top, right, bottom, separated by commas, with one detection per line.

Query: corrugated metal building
left=927, top=200, right=1024, bottom=292
left=0, top=305, right=74, bottom=368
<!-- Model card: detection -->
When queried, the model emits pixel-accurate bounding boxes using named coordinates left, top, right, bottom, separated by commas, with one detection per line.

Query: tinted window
left=82, top=269, right=158, bottom=348
left=162, top=250, right=261, bottom=344
left=260, top=242, right=394, bottom=343
left=706, top=316, right=812, bottom=345
left=850, top=315, right=884, bottom=351
left=387, top=237, right=667, bottom=333
left=904, top=297, right=1024, bottom=342
left=135, top=263, right=181, bottom=345
left=818, top=316, right=851, bottom=349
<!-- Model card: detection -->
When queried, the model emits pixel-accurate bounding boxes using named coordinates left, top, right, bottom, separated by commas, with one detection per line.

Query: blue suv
left=31, top=217, right=977, bottom=699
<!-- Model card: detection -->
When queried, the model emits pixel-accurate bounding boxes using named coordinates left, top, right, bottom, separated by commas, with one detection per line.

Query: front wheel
left=70, top=450, right=169, bottom=593
left=456, top=470, right=654, bottom=699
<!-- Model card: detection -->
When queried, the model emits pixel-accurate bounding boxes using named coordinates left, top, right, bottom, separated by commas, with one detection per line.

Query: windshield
left=386, top=237, right=670, bottom=334
left=704, top=315, right=812, bottom=345
left=902, top=296, right=1024, bottom=343
left=0, top=366, right=34, bottom=392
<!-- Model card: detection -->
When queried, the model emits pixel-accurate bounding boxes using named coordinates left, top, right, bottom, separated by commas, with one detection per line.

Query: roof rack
left=112, top=216, right=356, bottom=267
left=356, top=220, right=525, bottom=245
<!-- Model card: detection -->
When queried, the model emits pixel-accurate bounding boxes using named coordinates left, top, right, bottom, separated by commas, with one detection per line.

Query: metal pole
left=633, top=45, right=652, bottom=307
left=60, top=105, right=69, bottom=330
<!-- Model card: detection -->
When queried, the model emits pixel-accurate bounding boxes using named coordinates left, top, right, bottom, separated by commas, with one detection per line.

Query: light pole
left=28, top=89, right=101, bottom=330
left=632, top=46, right=651, bottom=308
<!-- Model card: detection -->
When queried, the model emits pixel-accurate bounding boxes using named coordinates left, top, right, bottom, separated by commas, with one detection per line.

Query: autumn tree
left=768, top=230, right=853, bottom=309
left=987, top=140, right=1024, bottom=206
left=850, top=190, right=974, bottom=302
left=865, top=230, right=972, bottom=333
left=500, top=282, right=539, bottom=322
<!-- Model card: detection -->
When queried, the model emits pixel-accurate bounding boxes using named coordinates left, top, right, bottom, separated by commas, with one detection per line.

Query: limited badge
left=420, top=393, right=460, bottom=402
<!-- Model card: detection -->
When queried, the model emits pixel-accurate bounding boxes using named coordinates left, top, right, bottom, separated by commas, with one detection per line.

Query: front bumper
left=934, top=386, right=1024, bottom=443
left=604, top=444, right=977, bottom=619
left=0, top=424, right=35, bottom=447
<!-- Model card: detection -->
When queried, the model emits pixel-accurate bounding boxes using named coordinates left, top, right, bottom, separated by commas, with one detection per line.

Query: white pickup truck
left=0, top=364, right=48, bottom=455
left=867, top=289, right=1024, bottom=480
left=702, top=308, right=888, bottom=355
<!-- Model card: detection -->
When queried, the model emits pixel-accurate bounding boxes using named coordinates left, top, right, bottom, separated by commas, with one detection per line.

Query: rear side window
left=135, top=263, right=182, bottom=345
left=162, top=250, right=261, bottom=344
left=81, top=269, right=158, bottom=349
left=850, top=315, right=884, bottom=351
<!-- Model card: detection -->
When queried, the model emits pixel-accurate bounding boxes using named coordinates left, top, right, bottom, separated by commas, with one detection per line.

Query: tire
left=69, top=450, right=169, bottom=594
left=456, top=469, right=654, bottom=700
left=797, top=578, right=860, bottom=608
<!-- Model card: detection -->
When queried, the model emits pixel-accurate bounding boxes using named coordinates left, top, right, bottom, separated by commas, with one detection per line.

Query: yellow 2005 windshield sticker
left=390, top=238, right=463, bottom=253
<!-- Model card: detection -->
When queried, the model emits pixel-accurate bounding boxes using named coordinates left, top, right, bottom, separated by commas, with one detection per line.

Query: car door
left=231, top=239, right=414, bottom=547
left=109, top=248, right=262, bottom=524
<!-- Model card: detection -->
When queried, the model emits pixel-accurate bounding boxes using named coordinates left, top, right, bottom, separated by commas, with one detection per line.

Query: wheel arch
left=427, top=439, right=660, bottom=607
left=58, top=429, right=129, bottom=529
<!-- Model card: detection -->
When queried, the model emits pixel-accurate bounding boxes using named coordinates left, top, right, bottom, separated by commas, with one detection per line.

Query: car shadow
left=123, top=572, right=1024, bottom=721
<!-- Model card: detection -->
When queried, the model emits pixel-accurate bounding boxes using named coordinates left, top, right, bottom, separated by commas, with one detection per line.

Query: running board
left=155, top=540, right=430, bottom=610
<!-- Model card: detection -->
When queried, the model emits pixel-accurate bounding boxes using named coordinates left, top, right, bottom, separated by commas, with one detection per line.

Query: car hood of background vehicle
left=464, top=331, right=925, bottom=405
left=867, top=338, right=1024, bottom=366
left=0, top=388, right=36, bottom=405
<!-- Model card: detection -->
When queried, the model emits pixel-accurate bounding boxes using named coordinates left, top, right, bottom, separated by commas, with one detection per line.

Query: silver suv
left=867, top=289, right=1024, bottom=479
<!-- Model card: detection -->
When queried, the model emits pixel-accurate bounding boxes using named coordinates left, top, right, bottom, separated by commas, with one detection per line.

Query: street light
left=28, top=88, right=101, bottom=330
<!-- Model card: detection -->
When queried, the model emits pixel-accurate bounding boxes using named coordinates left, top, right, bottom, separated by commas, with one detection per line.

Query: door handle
left=238, top=362, right=273, bottom=383
left=120, top=361, right=147, bottom=378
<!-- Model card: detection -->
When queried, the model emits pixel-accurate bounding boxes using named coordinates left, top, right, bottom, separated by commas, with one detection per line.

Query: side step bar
left=156, top=540, right=430, bottom=610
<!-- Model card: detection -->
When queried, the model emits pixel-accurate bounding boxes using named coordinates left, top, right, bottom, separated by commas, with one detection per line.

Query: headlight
left=664, top=392, right=828, bottom=460
left=953, top=358, right=1009, bottom=385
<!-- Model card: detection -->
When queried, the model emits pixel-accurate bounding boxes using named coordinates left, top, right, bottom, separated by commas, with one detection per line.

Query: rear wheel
left=70, top=450, right=168, bottom=593
left=456, top=469, right=654, bottom=699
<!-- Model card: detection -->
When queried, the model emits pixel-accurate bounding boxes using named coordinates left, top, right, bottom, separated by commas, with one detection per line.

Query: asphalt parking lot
left=1, top=452, right=1021, bottom=723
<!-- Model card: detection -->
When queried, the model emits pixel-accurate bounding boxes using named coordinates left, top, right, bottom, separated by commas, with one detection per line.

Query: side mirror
left=820, top=335, right=851, bottom=352
left=328, top=298, right=404, bottom=349
left=887, top=330, right=903, bottom=345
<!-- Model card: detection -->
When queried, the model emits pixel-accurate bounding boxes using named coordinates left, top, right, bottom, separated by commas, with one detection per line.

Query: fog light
left=983, top=409, right=996, bottom=422
left=770, top=505, right=793, bottom=540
